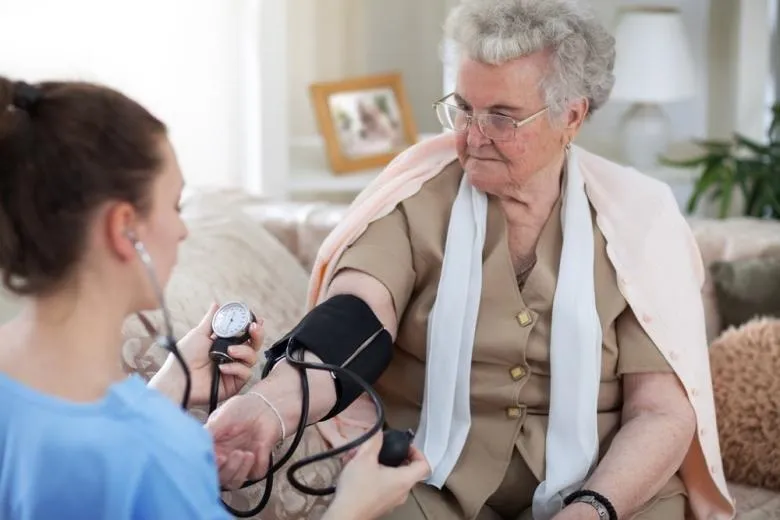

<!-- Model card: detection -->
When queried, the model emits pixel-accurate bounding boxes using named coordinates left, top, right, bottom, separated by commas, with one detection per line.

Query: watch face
left=212, top=302, right=252, bottom=338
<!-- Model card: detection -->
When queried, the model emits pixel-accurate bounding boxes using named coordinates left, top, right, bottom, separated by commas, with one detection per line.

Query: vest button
left=510, top=366, right=527, bottom=381
left=506, top=406, right=522, bottom=419
left=516, top=311, right=533, bottom=327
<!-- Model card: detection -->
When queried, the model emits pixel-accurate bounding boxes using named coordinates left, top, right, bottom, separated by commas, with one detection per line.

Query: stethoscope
left=131, top=236, right=413, bottom=518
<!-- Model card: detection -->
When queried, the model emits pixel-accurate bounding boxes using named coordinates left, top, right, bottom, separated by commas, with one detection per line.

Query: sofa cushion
left=711, top=254, right=780, bottom=329
left=120, top=188, right=310, bottom=389
left=688, top=217, right=780, bottom=342
left=710, top=317, right=780, bottom=492
left=729, top=482, right=780, bottom=519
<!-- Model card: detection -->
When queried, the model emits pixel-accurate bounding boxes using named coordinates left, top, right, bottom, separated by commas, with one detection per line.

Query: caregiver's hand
left=322, top=432, right=430, bottom=520
left=150, top=303, right=264, bottom=406
left=206, top=348, right=338, bottom=489
left=206, top=390, right=282, bottom=488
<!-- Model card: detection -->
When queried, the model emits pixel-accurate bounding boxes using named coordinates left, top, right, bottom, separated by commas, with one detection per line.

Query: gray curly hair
left=444, top=0, right=615, bottom=119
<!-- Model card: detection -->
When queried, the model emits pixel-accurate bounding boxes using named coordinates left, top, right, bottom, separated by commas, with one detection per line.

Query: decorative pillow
left=710, top=317, right=780, bottom=491
left=710, top=255, right=780, bottom=330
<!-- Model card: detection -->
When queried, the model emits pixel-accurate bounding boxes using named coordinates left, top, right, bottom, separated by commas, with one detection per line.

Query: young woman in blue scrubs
left=0, top=77, right=428, bottom=520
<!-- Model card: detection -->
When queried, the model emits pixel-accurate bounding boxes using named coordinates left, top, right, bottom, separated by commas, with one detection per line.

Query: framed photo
left=310, top=72, right=418, bottom=174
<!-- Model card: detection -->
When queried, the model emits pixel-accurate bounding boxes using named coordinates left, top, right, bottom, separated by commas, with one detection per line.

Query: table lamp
left=611, top=6, right=696, bottom=171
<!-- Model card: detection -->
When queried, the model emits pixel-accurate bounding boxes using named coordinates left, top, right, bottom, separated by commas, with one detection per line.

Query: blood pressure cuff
left=263, top=294, right=393, bottom=421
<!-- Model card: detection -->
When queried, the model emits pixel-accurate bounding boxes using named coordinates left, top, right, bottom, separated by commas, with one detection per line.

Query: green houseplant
left=661, top=102, right=780, bottom=219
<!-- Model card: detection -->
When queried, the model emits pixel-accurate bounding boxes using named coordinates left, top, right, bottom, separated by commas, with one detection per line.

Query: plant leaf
left=659, top=154, right=711, bottom=168
left=669, top=110, right=779, bottom=220
left=719, top=170, right=734, bottom=218
left=770, top=102, right=780, bottom=142
left=686, top=162, right=724, bottom=213
left=692, top=139, right=733, bottom=153
left=745, top=177, right=763, bottom=216
left=734, top=133, right=770, bottom=155
left=733, top=160, right=751, bottom=200
left=766, top=189, right=780, bottom=218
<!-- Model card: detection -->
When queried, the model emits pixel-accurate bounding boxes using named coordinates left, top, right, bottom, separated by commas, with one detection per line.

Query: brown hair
left=0, top=77, right=167, bottom=296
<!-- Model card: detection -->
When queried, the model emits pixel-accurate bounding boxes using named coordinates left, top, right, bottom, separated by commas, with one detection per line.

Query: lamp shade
left=611, top=7, right=696, bottom=103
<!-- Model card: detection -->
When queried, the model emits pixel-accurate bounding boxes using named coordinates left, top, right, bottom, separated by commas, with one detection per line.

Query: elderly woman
left=207, top=1, right=735, bottom=519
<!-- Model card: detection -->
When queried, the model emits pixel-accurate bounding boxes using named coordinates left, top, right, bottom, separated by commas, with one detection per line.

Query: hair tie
left=11, top=81, right=43, bottom=113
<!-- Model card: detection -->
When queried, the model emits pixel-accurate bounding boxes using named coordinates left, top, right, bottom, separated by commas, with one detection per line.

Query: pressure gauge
left=212, top=301, right=254, bottom=339
left=210, top=301, right=256, bottom=364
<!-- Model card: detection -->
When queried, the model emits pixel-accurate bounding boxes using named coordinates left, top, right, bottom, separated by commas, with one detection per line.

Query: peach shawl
left=306, top=132, right=735, bottom=520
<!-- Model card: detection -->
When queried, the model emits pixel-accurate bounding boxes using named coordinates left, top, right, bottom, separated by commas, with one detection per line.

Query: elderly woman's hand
left=572, top=371, right=696, bottom=518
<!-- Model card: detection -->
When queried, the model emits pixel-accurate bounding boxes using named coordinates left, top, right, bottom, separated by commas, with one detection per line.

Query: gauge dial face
left=212, top=302, right=252, bottom=338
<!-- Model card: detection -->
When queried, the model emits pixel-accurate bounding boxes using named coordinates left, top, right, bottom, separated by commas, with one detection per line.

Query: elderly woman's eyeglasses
left=432, top=94, right=549, bottom=142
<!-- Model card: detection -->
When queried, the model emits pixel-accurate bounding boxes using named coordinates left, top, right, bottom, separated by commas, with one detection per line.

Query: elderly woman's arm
left=558, top=372, right=696, bottom=520
left=207, top=206, right=412, bottom=487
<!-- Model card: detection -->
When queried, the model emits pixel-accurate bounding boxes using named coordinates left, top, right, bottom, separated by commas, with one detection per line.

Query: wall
left=732, top=0, right=773, bottom=140
left=772, top=0, right=779, bottom=109
left=288, top=0, right=449, bottom=140
left=707, top=0, right=774, bottom=141
left=357, top=0, right=449, bottom=134
left=288, top=0, right=714, bottom=158
left=0, top=0, right=259, bottom=190
left=286, top=0, right=776, bottom=191
left=288, top=0, right=346, bottom=139
left=576, top=0, right=711, bottom=158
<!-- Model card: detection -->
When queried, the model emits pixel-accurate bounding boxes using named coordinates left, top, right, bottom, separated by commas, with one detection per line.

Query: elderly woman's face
left=454, top=52, right=568, bottom=196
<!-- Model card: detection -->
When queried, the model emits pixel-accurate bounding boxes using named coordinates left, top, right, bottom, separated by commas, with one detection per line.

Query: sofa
left=1, top=187, right=779, bottom=518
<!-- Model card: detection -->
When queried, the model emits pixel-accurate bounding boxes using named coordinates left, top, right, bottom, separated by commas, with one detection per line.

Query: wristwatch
left=569, top=495, right=609, bottom=520
left=209, top=301, right=256, bottom=364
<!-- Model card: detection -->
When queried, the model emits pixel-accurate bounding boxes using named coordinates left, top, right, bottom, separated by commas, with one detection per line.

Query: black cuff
left=264, top=294, right=393, bottom=421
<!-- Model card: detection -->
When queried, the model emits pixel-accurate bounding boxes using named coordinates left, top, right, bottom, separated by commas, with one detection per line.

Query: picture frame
left=309, top=72, right=418, bottom=174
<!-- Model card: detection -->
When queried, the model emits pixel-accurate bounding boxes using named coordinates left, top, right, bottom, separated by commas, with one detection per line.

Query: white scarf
left=412, top=146, right=603, bottom=519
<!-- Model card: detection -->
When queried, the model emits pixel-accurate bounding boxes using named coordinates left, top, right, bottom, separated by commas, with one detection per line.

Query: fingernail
left=228, top=346, right=237, bottom=355
left=250, top=323, right=257, bottom=332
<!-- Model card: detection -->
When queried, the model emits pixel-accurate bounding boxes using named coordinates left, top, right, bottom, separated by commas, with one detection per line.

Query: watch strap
left=563, top=490, right=617, bottom=520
